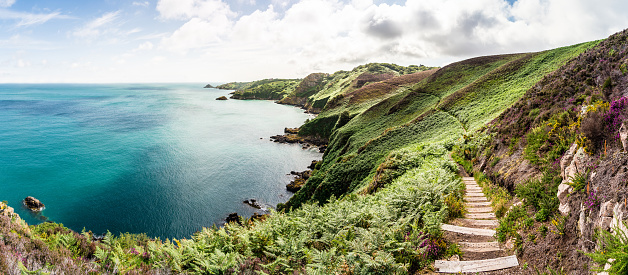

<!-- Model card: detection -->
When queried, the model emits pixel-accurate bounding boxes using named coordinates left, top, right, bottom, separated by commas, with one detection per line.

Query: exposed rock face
left=23, top=196, right=45, bottom=211
left=0, top=202, right=15, bottom=218
left=286, top=170, right=312, bottom=192
left=557, top=144, right=589, bottom=216
left=620, top=122, right=628, bottom=151
left=216, top=96, right=228, bottom=100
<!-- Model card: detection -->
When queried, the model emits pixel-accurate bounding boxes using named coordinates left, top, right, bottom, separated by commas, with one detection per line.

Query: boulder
left=620, top=122, right=628, bottom=151
left=23, top=196, right=45, bottom=211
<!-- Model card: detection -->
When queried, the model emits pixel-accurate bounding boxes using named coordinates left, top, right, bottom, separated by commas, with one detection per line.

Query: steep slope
left=217, top=79, right=300, bottom=100
left=285, top=41, right=594, bottom=211
left=454, top=30, right=628, bottom=273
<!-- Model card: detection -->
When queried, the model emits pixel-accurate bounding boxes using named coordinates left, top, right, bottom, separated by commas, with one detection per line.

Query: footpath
left=435, top=177, right=519, bottom=273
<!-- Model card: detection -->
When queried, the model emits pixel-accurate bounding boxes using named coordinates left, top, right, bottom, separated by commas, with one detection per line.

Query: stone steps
left=454, top=218, right=499, bottom=228
left=465, top=197, right=488, bottom=202
left=467, top=206, right=493, bottom=213
left=435, top=255, right=519, bottom=273
left=466, top=201, right=491, bottom=207
left=466, top=212, right=496, bottom=219
left=441, top=224, right=495, bottom=237
left=459, top=241, right=502, bottom=253
left=437, top=176, right=518, bottom=273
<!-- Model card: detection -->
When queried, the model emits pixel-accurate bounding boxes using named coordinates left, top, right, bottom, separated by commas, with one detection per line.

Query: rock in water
left=23, top=196, right=45, bottom=211
left=226, top=213, right=241, bottom=225
left=216, top=96, right=228, bottom=100
left=203, top=84, right=214, bottom=88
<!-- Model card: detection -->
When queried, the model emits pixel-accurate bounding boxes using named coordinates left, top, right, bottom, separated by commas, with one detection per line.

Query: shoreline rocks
left=243, top=199, right=262, bottom=209
left=216, top=96, right=228, bottom=100
left=203, top=84, right=214, bottom=88
left=286, top=169, right=313, bottom=193
left=270, top=127, right=328, bottom=153
left=226, top=213, right=241, bottom=225
left=23, top=196, right=45, bottom=212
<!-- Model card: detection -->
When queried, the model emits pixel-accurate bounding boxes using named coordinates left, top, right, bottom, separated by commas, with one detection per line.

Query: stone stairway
left=435, top=177, right=519, bottom=273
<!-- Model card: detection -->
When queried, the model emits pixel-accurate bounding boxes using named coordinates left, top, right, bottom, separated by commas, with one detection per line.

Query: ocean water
left=0, top=83, right=320, bottom=239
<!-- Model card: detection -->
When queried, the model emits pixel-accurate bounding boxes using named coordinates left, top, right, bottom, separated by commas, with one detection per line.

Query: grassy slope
left=0, top=40, right=602, bottom=274
left=218, top=79, right=301, bottom=100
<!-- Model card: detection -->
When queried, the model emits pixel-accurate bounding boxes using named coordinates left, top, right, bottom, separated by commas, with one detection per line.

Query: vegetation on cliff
left=5, top=29, right=628, bottom=274
left=452, top=29, right=628, bottom=273
left=219, top=79, right=301, bottom=100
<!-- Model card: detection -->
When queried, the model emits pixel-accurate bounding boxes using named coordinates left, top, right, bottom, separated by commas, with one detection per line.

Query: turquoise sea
left=0, top=83, right=320, bottom=239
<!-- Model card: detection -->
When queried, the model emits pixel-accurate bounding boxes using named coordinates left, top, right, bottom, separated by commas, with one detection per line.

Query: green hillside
left=1, top=32, right=616, bottom=274
left=217, top=79, right=301, bottom=100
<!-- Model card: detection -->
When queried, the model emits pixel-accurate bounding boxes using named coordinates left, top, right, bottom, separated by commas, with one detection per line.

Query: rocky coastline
left=270, top=127, right=328, bottom=153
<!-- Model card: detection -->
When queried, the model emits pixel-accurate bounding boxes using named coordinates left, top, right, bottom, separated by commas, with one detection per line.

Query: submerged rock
left=23, top=196, right=45, bottom=212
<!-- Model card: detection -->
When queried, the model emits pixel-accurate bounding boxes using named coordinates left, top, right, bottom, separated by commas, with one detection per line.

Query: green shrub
left=535, top=208, right=550, bottom=222
left=587, top=221, right=628, bottom=274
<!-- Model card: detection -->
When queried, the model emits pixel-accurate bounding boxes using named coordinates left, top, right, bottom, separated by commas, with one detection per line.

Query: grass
left=229, top=79, right=300, bottom=100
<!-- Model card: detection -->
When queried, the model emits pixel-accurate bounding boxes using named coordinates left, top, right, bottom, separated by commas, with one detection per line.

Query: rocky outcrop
left=204, top=84, right=214, bottom=88
left=270, top=128, right=328, bottom=152
left=0, top=202, right=15, bottom=218
left=557, top=143, right=588, bottom=216
left=216, top=96, right=228, bottom=100
left=286, top=170, right=312, bottom=192
left=620, top=121, right=628, bottom=151
left=23, top=196, right=45, bottom=212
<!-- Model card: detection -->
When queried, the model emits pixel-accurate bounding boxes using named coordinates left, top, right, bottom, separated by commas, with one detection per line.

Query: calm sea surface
left=0, top=83, right=320, bottom=239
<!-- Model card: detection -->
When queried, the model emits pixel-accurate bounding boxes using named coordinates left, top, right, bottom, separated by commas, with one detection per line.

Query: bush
left=535, top=208, right=550, bottom=222
left=587, top=221, right=628, bottom=274
left=580, top=110, right=606, bottom=153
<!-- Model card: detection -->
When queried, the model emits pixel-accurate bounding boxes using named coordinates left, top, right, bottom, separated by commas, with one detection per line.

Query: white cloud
left=135, top=41, right=154, bottom=51
left=156, top=0, right=235, bottom=20
left=73, top=11, right=121, bottom=38
left=0, top=9, right=69, bottom=27
left=0, top=0, right=15, bottom=8
left=132, top=1, right=150, bottom=7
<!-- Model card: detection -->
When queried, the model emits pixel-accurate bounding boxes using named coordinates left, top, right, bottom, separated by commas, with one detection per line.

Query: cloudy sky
left=0, top=0, right=627, bottom=83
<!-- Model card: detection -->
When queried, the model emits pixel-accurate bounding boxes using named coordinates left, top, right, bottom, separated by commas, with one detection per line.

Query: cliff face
left=277, top=72, right=328, bottom=112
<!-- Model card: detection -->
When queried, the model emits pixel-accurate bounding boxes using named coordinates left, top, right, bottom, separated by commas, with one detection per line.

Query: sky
left=0, top=0, right=628, bottom=83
